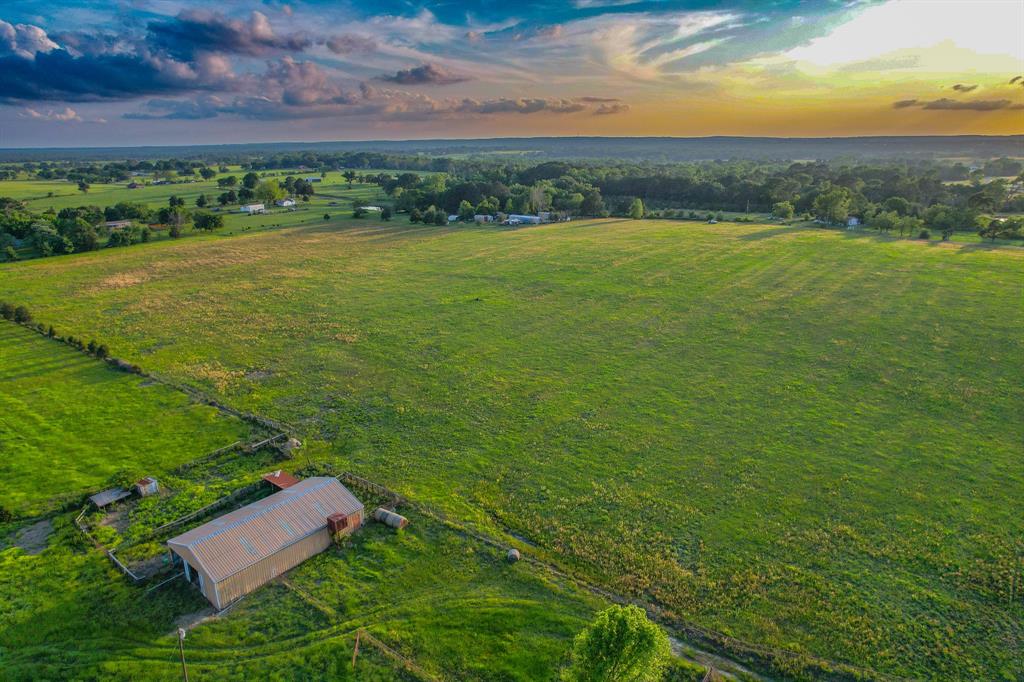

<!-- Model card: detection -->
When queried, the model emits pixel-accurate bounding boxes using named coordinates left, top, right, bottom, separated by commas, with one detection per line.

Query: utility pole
left=177, top=628, right=189, bottom=682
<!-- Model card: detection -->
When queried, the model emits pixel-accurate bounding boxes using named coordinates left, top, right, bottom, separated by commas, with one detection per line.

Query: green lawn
left=0, top=218, right=1021, bottom=679
left=0, top=323, right=253, bottom=514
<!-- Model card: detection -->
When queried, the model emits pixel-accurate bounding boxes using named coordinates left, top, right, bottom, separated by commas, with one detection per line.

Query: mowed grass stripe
left=0, top=323, right=252, bottom=514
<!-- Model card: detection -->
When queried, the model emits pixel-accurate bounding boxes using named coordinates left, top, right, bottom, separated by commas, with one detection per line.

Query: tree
left=195, top=194, right=208, bottom=208
left=897, top=216, right=924, bottom=237
left=199, top=167, right=217, bottom=180
left=77, top=180, right=89, bottom=194
left=812, top=187, right=851, bottom=225
left=564, top=605, right=670, bottom=682
left=193, top=212, right=224, bottom=231
left=409, top=208, right=422, bottom=223
left=242, top=172, right=260, bottom=189
left=978, top=218, right=1009, bottom=243
left=381, top=206, right=393, bottom=221
left=581, top=188, right=604, bottom=216
left=353, top=206, right=367, bottom=219
left=323, top=213, right=330, bottom=221
left=628, top=198, right=645, bottom=220
left=868, top=210, right=899, bottom=233
left=0, top=302, right=14, bottom=320
left=3, top=245, right=16, bottom=262
left=772, top=201, right=795, bottom=219
left=255, top=179, right=286, bottom=205
left=217, top=175, right=238, bottom=188
left=458, top=200, right=475, bottom=221
left=168, top=195, right=185, bottom=208
left=343, top=170, right=357, bottom=188
left=13, top=306, right=31, bottom=324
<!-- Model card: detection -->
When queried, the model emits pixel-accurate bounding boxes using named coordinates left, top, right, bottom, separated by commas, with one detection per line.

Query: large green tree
left=564, top=605, right=670, bottom=682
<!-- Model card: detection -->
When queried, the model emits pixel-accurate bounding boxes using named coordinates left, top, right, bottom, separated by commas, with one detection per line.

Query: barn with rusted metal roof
left=167, top=477, right=363, bottom=609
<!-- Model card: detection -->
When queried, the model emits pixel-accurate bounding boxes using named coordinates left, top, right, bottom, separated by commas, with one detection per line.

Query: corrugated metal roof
left=262, top=470, right=300, bottom=490
left=167, top=477, right=362, bottom=582
left=89, top=487, right=131, bottom=507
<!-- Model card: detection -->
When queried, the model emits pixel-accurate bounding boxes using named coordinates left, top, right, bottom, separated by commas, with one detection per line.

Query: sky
left=0, top=0, right=1022, bottom=147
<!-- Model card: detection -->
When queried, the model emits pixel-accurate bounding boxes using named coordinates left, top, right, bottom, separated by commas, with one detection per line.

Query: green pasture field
left=0, top=170, right=390, bottom=217
left=0, top=323, right=253, bottom=515
left=0, top=217, right=1021, bottom=679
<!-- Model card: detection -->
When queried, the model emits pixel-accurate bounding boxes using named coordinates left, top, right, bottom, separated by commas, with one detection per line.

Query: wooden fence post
left=352, top=628, right=361, bottom=669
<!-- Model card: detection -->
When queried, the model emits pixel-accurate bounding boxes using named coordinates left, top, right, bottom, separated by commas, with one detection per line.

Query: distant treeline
left=1, top=135, right=1021, bottom=163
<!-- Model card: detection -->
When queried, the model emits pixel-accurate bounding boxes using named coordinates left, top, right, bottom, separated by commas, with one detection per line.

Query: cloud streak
left=375, top=63, right=470, bottom=86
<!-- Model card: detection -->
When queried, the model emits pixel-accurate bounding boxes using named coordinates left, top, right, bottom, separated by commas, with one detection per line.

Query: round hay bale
left=506, top=548, right=521, bottom=562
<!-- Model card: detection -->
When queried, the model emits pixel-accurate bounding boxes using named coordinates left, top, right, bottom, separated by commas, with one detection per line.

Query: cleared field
left=0, top=323, right=253, bottom=514
left=0, top=218, right=1021, bottom=679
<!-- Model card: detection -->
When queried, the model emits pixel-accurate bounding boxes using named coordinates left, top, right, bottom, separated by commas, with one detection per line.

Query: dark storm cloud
left=0, top=48, right=221, bottom=103
left=147, top=10, right=311, bottom=60
left=375, top=63, right=470, bottom=85
left=951, top=83, right=978, bottom=92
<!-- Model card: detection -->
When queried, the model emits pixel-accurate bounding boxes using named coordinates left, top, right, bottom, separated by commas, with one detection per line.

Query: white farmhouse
left=240, top=203, right=266, bottom=214
left=276, top=198, right=296, bottom=207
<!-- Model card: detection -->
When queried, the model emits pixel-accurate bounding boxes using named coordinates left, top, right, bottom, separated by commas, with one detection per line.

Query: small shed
left=262, top=470, right=300, bottom=490
left=89, top=487, right=131, bottom=508
left=134, top=477, right=159, bottom=497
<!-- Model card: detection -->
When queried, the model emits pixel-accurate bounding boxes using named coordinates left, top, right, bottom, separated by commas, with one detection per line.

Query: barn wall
left=211, top=528, right=331, bottom=607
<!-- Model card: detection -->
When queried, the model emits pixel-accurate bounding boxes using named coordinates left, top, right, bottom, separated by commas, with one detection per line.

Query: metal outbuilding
left=134, top=477, right=159, bottom=497
left=89, top=487, right=131, bottom=508
left=167, top=477, right=363, bottom=610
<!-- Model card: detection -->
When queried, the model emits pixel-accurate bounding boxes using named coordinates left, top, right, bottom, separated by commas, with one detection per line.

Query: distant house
left=846, top=217, right=861, bottom=228
left=275, top=198, right=296, bottom=207
left=126, top=182, right=140, bottom=190
left=104, top=220, right=133, bottom=231
left=361, top=206, right=382, bottom=212
left=474, top=215, right=494, bottom=223
left=304, top=177, right=322, bottom=183
left=447, top=214, right=460, bottom=223
left=240, top=203, right=266, bottom=214
left=167, top=477, right=364, bottom=610
left=506, top=214, right=542, bottom=225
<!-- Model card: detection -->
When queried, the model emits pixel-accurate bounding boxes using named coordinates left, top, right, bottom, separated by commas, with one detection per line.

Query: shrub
left=96, top=344, right=109, bottom=359
left=3, top=245, right=16, bottom=261
left=13, top=306, right=31, bottom=324
left=918, top=229, right=931, bottom=240
left=47, top=325, right=55, bottom=338
left=0, top=302, right=13, bottom=320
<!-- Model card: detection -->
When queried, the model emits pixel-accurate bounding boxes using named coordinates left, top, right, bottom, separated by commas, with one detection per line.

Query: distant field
left=0, top=218, right=1021, bottom=679
left=0, top=323, right=252, bottom=514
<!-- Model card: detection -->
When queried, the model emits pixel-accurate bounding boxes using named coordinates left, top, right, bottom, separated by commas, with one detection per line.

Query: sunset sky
left=1, top=0, right=1022, bottom=146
